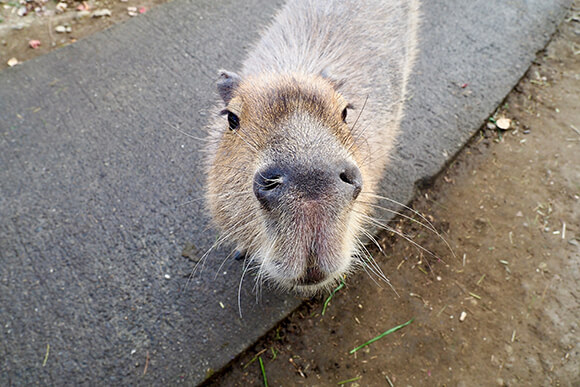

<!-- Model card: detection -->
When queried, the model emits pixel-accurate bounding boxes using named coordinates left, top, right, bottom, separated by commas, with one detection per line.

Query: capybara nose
left=253, top=161, right=363, bottom=211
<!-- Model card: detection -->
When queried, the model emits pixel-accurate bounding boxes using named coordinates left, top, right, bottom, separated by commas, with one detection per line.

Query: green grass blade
left=350, top=318, right=414, bottom=354
left=259, top=356, right=268, bottom=387
left=337, top=376, right=361, bottom=385
left=322, top=280, right=345, bottom=315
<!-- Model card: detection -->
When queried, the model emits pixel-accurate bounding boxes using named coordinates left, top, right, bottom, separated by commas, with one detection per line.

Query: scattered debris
left=55, top=2, right=67, bottom=13
left=496, top=118, right=511, bottom=130
left=338, top=376, right=361, bottom=385
left=92, top=9, right=112, bottom=18
left=459, top=311, right=467, bottom=322
left=561, top=221, right=566, bottom=240
left=469, top=292, right=481, bottom=300
left=538, top=262, right=548, bottom=272
left=76, top=2, right=90, bottom=11
left=410, top=292, right=428, bottom=306
left=42, top=343, right=50, bottom=367
left=242, top=349, right=267, bottom=369
left=17, top=6, right=28, bottom=17
left=7, top=58, right=19, bottom=67
left=143, top=351, right=150, bottom=376
left=29, top=40, right=41, bottom=49
left=55, top=25, right=72, bottom=33
left=288, top=357, right=306, bottom=378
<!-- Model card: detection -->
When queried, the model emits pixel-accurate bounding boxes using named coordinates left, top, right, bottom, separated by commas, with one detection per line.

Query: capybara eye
left=227, top=112, right=240, bottom=131
left=341, top=107, right=348, bottom=123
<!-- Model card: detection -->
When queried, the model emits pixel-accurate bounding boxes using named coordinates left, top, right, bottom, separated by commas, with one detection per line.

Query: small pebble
left=496, top=117, right=511, bottom=130
left=55, top=25, right=70, bottom=33
left=459, top=311, right=467, bottom=322
left=55, top=2, right=67, bottom=13
left=92, top=9, right=112, bottom=17
left=7, top=57, right=19, bottom=67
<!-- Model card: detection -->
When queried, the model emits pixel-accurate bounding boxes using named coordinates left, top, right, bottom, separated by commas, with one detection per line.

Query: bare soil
left=0, top=0, right=168, bottom=69
left=205, top=8, right=580, bottom=387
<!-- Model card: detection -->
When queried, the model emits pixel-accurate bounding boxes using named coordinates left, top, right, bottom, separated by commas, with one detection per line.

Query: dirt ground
left=204, top=8, right=580, bottom=387
left=0, top=0, right=168, bottom=69
left=2, top=2, right=578, bottom=386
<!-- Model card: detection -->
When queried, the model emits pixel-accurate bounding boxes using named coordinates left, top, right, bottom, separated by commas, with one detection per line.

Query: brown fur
left=205, top=0, right=420, bottom=295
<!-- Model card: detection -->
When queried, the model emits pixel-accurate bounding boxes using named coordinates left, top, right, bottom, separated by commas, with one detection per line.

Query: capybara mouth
left=297, top=264, right=326, bottom=286
left=259, top=225, right=355, bottom=295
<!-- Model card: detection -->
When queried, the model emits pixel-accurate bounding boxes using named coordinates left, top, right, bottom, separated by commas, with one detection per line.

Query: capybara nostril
left=253, top=166, right=285, bottom=211
left=339, top=163, right=363, bottom=200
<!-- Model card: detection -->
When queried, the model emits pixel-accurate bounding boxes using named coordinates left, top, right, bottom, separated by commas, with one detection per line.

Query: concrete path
left=0, top=0, right=570, bottom=384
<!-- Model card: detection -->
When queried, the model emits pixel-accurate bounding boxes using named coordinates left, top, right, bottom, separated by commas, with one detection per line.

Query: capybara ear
left=217, top=70, right=241, bottom=105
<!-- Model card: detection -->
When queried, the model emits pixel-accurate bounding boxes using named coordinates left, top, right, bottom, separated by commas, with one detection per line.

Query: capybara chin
left=205, top=0, right=419, bottom=295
